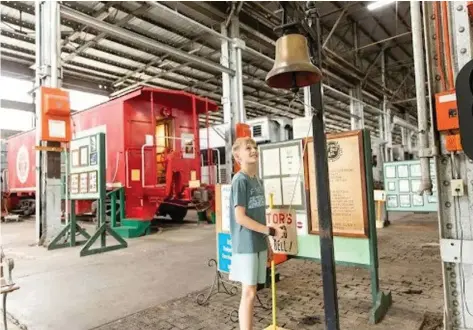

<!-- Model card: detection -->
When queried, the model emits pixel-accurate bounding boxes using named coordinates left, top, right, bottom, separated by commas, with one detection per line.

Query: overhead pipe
left=410, top=0, right=432, bottom=195
left=392, top=116, right=419, bottom=132
left=60, top=6, right=234, bottom=76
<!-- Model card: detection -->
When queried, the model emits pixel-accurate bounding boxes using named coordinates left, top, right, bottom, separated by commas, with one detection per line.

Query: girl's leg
left=239, top=284, right=257, bottom=330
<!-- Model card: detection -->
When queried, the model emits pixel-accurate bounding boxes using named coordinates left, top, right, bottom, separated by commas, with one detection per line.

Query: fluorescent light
left=367, top=0, right=396, bottom=11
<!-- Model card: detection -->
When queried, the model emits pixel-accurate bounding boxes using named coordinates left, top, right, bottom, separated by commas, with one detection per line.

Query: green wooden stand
left=47, top=202, right=91, bottom=250
left=363, top=131, right=392, bottom=324
left=78, top=133, right=127, bottom=257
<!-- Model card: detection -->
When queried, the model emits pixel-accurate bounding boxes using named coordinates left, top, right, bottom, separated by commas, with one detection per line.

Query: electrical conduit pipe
left=410, top=0, right=433, bottom=195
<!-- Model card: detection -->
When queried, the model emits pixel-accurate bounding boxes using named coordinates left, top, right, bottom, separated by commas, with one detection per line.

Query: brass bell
left=265, top=33, right=322, bottom=90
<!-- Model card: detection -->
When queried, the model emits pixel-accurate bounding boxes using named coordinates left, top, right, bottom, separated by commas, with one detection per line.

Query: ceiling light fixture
left=367, top=0, right=396, bottom=11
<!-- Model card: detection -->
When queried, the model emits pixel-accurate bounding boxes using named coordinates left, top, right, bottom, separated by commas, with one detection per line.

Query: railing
left=106, top=187, right=125, bottom=228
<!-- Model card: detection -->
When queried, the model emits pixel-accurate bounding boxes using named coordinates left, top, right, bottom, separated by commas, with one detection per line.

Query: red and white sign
left=265, top=208, right=298, bottom=255
left=16, top=145, right=30, bottom=184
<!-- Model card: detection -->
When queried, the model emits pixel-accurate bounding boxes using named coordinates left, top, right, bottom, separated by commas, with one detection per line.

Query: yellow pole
left=271, top=259, right=276, bottom=329
left=264, top=192, right=287, bottom=330
left=269, top=193, right=277, bottom=328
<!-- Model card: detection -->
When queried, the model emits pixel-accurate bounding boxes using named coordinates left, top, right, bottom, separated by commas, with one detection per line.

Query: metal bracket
left=232, top=38, right=246, bottom=50
left=440, top=239, right=473, bottom=264
left=418, top=147, right=434, bottom=158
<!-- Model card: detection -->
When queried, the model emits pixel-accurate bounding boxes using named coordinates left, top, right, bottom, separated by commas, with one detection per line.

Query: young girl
left=228, top=137, right=282, bottom=330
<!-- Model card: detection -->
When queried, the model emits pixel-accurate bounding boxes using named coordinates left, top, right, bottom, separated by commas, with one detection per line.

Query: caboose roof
left=111, top=86, right=219, bottom=114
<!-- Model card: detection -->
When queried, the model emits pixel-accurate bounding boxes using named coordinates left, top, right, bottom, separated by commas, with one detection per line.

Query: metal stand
left=47, top=203, right=91, bottom=250
left=195, top=258, right=269, bottom=323
left=1, top=249, right=19, bottom=330
left=196, top=259, right=238, bottom=305
left=79, top=223, right=128, bottom=257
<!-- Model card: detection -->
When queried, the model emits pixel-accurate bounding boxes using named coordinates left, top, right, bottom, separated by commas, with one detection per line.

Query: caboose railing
left=106, top=187, right=125, bottom=228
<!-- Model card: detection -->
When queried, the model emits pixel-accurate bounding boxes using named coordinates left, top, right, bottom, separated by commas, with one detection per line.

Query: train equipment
left=199, top=116, right=293, bottom=184
left=5, top=87, right=218, bottom=231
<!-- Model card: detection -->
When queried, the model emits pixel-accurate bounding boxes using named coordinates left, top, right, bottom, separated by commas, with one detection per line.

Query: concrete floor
left=1, top=211, right=444, bottom=330
left=1, top=212, right=217, bottom=330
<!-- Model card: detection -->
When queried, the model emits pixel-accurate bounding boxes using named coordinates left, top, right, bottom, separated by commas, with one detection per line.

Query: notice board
left=305, top=130, right=369, bottom=238
left=383, top=160, right=438, bottom=212
left=258, top=139, right=309, bottom=236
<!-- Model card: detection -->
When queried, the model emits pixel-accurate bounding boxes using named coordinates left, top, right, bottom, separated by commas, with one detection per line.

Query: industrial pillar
left=349, top=85, right=364, bottom=130
left=424, top=1, right=473, bottom=328
left=220, top=23, right=233, bottom=184
left=221, top=14, right=245, bottom=182
left=34, top=1, right=63, bottom=244
left=411, top=0, right=433, bottom=194
left=303, top=86, right=312, bottom=117
left=229, top=17, right=246, bottom=124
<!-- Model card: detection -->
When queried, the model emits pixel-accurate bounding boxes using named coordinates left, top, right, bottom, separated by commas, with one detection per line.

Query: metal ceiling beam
left=353, top=32, right=412, bottom=53
left=146, top=1, right=232, bottom=43
left=0, top=129, right=23, bottom=139
left=322, top=7, right=348, bottom=49
left=63, top=3, right=152, bottom=64
left=328, top=2, right=411, bottom=89
left=0, top=99, right=78, bottom=113
left=1, top=100, right=34, bottom=112
left=1, top=59, right=112, bottom=96
left=59, top=6, right=234, bottom=76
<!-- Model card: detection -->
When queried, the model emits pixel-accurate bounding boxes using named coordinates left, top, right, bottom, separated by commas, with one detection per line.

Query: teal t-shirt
left=229, top=171, right=267, bottom=254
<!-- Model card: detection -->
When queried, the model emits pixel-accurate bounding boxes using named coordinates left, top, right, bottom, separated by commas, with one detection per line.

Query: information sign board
left=383, top=160, right=438, bottom=212
left=69, top=133, right=105, bottom=200
left=220, top=184, right=231, bottom=232
left=217, top=232, right=232, bottom=273
left=259, top=140, right=306, bottom=211
left=306, top=131, right=369, bottom=238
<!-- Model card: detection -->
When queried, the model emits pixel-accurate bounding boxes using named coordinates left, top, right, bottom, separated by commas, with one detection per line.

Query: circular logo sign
left=327, top=141, right=343, bottom=162
left=16, top=145, right=30, bottom=184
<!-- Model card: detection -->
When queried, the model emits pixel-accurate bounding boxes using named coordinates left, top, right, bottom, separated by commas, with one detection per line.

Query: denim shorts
left=229, top=249, right=268, bottom=286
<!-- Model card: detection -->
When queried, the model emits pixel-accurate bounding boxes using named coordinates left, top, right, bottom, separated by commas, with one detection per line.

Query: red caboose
left=6, top=87, right=218, bottom=228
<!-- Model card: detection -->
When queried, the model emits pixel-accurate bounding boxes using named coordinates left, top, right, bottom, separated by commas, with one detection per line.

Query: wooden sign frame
left=304, top=130, right=369, bottom=238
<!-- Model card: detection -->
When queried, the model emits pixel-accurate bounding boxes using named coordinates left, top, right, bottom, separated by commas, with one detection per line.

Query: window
left=252, top=124, right=262, bottom=137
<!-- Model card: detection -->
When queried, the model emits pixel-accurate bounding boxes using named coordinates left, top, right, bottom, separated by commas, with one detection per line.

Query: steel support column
left=381, top=50, right=391, bottom=162
left=223, top=14, right=245, bottom=180
left=350, top=85, right=364, bottom=130
left=221, top=23, right=233, bottom=184
left=35, top=1, right=62, bottom=244
left=309, top=14, right=340, bottom=330
left=431, top=2, right=473, bottom=329
left=303, top=87, right=312, bottom=117
left=229, top=14, right=245, bottom=124
left=411, top=0, right=433, bottom=194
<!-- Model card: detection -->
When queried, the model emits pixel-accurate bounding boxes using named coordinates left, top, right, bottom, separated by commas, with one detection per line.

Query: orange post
left=233, top=123, right=252, bottom=173
left=40, top=86, right=72, bottom=142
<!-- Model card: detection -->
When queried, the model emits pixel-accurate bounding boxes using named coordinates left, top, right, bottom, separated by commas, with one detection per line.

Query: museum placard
left=305, top=130, right=369, bottom=237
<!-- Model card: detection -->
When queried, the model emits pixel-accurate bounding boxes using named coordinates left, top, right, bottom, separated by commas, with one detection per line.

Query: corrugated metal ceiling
left=0, top=1, right=416, bottom=139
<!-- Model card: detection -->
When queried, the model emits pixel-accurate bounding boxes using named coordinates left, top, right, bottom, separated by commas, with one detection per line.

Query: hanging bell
left=265, top=33, right=322, bottom=90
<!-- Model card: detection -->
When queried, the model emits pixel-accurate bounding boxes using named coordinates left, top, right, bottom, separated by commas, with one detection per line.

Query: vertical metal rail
left=192, top=96, right=199, bottom=178
left=34, top=0, right=43, bottom=243
left=150, top=91, right=156, bottom=186
left=309, top=14, right=340, bottom=330
left=206, top=98, right=212, bottom=185
left=410, top=0, right=433, bottom=194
